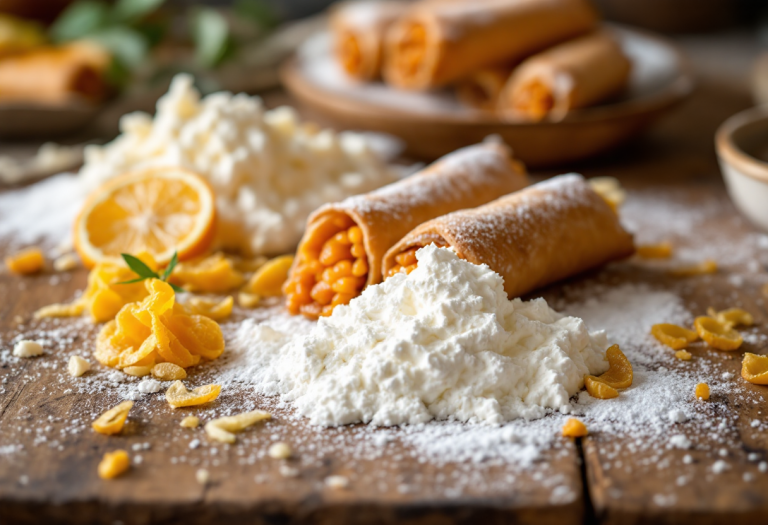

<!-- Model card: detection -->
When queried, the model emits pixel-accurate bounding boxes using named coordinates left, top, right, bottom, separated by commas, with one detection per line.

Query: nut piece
left=98, top=450, right=130, bottom=479
left=180, top=416, right=200, bottom=428
left=695, top=383, right=710, bottom=401
left=53, top=253, right=79, bottom=272
left=13, top=340, right=43, bottom=358
left=92, top=401, right=134, bottom=435
left=268, top=442, right=292, bottom=459
left=562, top=418, right=588, bottom=438
left=651, top=324, right=699, bottom=350
left=124, top=366, right=152, bottom=377
left=742, top=353, right=768, bottom=385
left=694, top=316, right=743, bottom=351
left=68, top=356, right=91, bottom=377
left=6, top=247, right=45, bottom=275
left=204, top=409, right=271, bottom=444
left=165, top=381, right=221, bottom=408
left=635, top=242, right=673, bottom=259
left=675, top=350, right=692, bottom=361
left=152, top=362, right=187, bottom=381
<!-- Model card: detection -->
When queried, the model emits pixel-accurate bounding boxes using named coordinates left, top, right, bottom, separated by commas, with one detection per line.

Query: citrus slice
left=74, top=167, right=216, bottom=268
left=742, top=353, right=768, bottom=385
left=694, top=316, right=743, bottom=351
left=651, top=323, right=699, bottom=350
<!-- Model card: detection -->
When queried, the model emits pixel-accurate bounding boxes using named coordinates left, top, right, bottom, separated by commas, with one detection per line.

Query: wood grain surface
left=1, top=32, right=767, bottom=525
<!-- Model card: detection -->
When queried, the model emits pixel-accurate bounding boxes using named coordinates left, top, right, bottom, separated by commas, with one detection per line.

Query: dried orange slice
left=170, top=253, right=244, bottom=293
left=151, top=362, right=187, bottom=381
left=742, top=353, right=768, bottom=385
left=5, top=247, right=45, bottom=275
left=651, top=323, right=699, bottom=350
left=183, top=296, right=234, bottom=321
left=562, top=418, right=588, bottom=438
left=585, top=376, right=619, bottom=399
left=588, top=345, right=633, bottom=389
left=245, top=255, right=294, bottom=297
left=694, top=316, right=743, bottom=351
left=74, top=167, right=216, bottom=268
left=92, top=400, right=133, bottom=435
left=165, top=380, right=221, bottom=408
left=204, top=409, right=271, bottom=443
left=707, top=307, right=754, bottom=328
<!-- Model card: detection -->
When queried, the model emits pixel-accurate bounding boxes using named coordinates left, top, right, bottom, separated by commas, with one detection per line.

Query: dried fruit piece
left=180, top=416, right=200, bottom=428
left=742, top=353, right=768, bottom=385
left=694, top=316, right=743, bottom=351
left=68, top=355, right=91, bottom=377
left=183, top=296, right=233, bottom=321
left=95, top=279, right=225, bottom=370
left=562, top=418, right=588, bottom=438
left=707, top=307, right=754, bottom=328
left=123, top=366, right=151, bottom=377
left=245, top=255, right=294, bottom=297
left=165, top=381, right=221, bottom=408
left=636, top=242, right=673, bottom=259
left=232, top=255, right=267, bottom=273
left=92, top=401, right=133, bottom=435
left=695, top=383, right=710, bottom=401
left=675, top=350, right=692, bottom=361
left=204, top=409, right=271, bottom=443
left=152, top=362, right=187, bottom=381
left=586, top=345, right=633, bottom=389
left=171, top=253, right=244, bottom=293
left=34, top=302, right=86, bottom=319
left=6, top=247, right=44, bottom=275
left=585, top=376, right=619, bottom=399
left=651, top=323, right=699, bottom=350
left=238, top=292, right=261, bottom=308
left=669, top=260, right=717, bottom=277
left=98, top=450, right=130, bottom=479
left=588, top=177, right=625, bottom=212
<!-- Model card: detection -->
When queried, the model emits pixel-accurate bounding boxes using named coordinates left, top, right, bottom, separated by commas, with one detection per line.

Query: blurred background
left=1, top=0, right=768, bottom=184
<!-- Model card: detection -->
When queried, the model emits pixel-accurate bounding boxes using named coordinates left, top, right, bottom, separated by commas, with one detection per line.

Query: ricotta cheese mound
left=273, top=245, right=610, bottom=426
left=78, top=74, right=400, bottom=255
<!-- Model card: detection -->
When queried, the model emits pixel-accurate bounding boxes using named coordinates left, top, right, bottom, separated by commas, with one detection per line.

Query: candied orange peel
left=584, top=345, right=633, bottom=398
left=651, top=323, right=699, bottom=350
left=6, top=247, right=45, bottom=275
left=635, top=241, right=673, bottom=259
left=95, top=279, right=225, bottom=370
left=245, top=255, right=294, bottom=297
left=35, top=252, right=159, bottom=322
left=695, top=382, right=710, bottom=401
left=707, top=307, right=753, bottom=329
left=98, top=450, right=130, bottom=479
left=92, top=400, right=133, bottom=435
left=669, top=260, right=717, bottom=277
left=170, top=253, right=244, bottom=294
left=165, top=380, right=221, bottom=408
left=562, top=418, right=588, bottom=438
left=183, top=296, right=233, bottom=321
left=204, top=409, right=271, bottom=443
left=741, top=353, right=768, bottom=385
left=694, top=316, right=743, bottom=351
left=152, top=362, right=187, bottom=381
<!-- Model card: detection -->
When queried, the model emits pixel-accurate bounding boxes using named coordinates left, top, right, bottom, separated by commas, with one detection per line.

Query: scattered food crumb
left=67, top=355, right=90, bottom=377
left=13, top=340, right=43, bottom=358
left=268, top=442, right=292, bottom=460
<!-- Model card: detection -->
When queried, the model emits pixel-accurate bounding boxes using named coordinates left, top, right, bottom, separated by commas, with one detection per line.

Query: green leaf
left=191, top=8, right=230, bottom=68
left=115, top=277, right=148, bottom=286
left=169, top=283, right=185, bottom=294
left=161, top=252, right=178, bottom=282
left=112, top=0, right=165, bottom=23
left=50, top=1, right=109, bottom=42
left=85, top=26, right=149, bottom=69
left=121, top=253, right=159, bottom=280
left=234, top=0, right=279, bottom=30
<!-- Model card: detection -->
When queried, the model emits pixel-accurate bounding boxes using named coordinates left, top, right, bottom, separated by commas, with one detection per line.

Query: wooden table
left=1, top=32, right=767, bottom=525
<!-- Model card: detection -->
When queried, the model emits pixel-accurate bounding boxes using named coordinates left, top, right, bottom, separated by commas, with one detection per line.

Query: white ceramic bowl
left=716, top=106, right=768, bottom=232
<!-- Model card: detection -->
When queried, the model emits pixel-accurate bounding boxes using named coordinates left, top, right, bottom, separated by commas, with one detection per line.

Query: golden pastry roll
left=498, top=30, right=631, bottom=122
left=331, top=0, right=409, bottom=81
left=0, top=41, right=109, bottom=105
left=383, top=0, right=598, bottom=90
left=383, top=174, right=635, bottom=298
left=284, top=141, right=529, bottom=319
left=455, top=66, right=512, bottom=111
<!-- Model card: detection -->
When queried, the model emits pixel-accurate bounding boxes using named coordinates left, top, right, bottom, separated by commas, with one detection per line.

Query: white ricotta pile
left=253, top=245, right=610, bottom=426
left=78, top=74, right=400, bottom=255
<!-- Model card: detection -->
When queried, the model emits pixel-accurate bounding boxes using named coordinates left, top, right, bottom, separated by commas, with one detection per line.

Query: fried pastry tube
left=498, top=30, right=631, bottom=122
left=284, top=141, right=529, bottom=319
left=383, top=0, right=598, bottom=90
left=455, top=66, right=513, bottom=111
left=383, top=174, right=635, bottom=298
left=331, top=0, right=408, bottom=81
left=0, top=41, right=109, bottom=105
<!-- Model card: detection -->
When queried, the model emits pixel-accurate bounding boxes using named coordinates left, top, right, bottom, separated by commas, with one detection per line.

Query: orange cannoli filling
left=396, top=23, right=427, bottom=80
left=513, top=79, right=555, bottom=121
left=339, top=32, right=363, bottom=76
left=284, top=214, right=369, bottom=319
left=386, top=247, right=420, bottom=277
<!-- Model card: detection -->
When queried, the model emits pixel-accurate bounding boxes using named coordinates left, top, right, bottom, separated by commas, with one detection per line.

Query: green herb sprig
left=116, top=251, right=184, bottom=293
